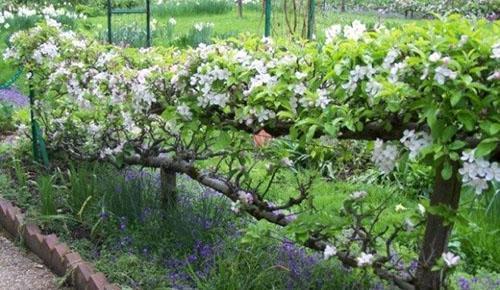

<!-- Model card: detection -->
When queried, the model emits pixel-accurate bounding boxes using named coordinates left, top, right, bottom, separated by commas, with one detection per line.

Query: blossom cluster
left=0, top=4, right=85, bottom=29
left=459, top=150, right=500, bottom=195
left=325, top=20, right=366, bottom=43
left=400, top=130, right=432, bottom=160
left=371, top=139, right=398, bottom=174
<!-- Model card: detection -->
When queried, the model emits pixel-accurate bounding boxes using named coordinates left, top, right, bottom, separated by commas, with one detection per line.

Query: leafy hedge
left=3, top=15, right=499, bottom=289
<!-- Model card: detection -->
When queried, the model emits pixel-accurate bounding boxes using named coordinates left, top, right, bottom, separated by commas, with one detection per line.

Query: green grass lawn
left=80, top=8, right=420, bottom=44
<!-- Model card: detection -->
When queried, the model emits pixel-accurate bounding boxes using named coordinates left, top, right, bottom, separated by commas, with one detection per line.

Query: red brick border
left=0, top=197, right=120, bottom=290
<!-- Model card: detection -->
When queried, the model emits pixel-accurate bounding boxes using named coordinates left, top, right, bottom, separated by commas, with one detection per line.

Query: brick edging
left=0, top=198, right=120, bottom=290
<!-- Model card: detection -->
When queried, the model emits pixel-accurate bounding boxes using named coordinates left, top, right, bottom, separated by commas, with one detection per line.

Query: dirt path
left=0, top=228, right=69, bottom=290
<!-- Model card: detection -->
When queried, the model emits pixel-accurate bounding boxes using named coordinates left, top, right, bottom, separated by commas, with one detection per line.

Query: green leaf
left=475, top=138, right=499, bottom=158
left=450, top=93, right=462, bottom=107
left=448, top=140, right=466, bottom=150
left=457, top=111, right=476, bottom=131
left=480, top=121, right=500, bottom=136
left=306, top=125, right=318, bottom=142
left=441, top=160, right=452, bottom=180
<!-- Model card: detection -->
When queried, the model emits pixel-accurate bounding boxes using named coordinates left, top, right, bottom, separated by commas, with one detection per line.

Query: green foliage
left=0, top=101, right=15, bottom=133
left=36, top=174, right=58, bottom=216
left=152, top=0, right=233, bottom=17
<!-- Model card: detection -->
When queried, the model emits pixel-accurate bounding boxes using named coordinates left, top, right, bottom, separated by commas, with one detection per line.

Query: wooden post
left=160, top=167, right=177, bottom=208
left=416, top=160, right=462, bottom=289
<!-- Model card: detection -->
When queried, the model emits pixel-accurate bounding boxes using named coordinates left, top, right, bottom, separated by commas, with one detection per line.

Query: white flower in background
left=459, top=150, right=500, bottom=195
left=400, top=130, right=432, bottom=160
left=343, top=20, right=366, bottom=41
left=32, top=40, right=59, bottom=64
left=238, top=191, right=254, bottom=205
left=4, top=23, right=10, bottom=29
left=395, top=204, right=407, bottom=212
left=357, top=252, right=374, bottom=267
left=371, top=139, right=398, bottom=174
left=365, top=79, right=382, bottom=98
left=281, top=157, right=294, bottom=167
left=176, top=104, right=192, bottom=120
left=350, top=191, right=367, bottom=200
left=295, top=71, right=307, bottom=80
left=293, top=83, right=307, bottom=96
left=420, top=65, right=430, bottom=80
left=230, top=200, right=241, bottom=213
left=315, top=88, right=331, bottom=109
left=383, top=48, right=400, bottom=69
left=325, top=24, right=342, bottom=44
left=487, top=71, right=500, bottom=81
left=442, top=252, right=460, bottom=268
left=429, top=51, right=442, bottom=62
left=434, top=66, right=457, bottom=85
left=324, top=245, right=337, bottom=260
left=417, top=204, right=426, bottom=216
left=404, top=219, right=415, bottom=231
left=168, top=18, right=176, bottom=26
left=151, top=18, right=158, bottom=31
left=491, top=43, right=500, bottom=59
left=388, top=62, right=406, bottom=83
left=458, top=35, right=468, bottom=47
left=45, top=18, right=61, bottom=29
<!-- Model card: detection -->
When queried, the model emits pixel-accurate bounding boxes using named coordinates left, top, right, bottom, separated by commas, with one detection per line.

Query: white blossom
left=350, top=191, right=367, bottom=200
left=434, top=66, right=457, bottom=85
left=491, top=43, right=500, bottom=59
left=230, top=200, right=241, bottom=213
left=400, top=130, right=432, bottom=160
left=371, top=139, right=398, bottom=174
left=324, top=245, right=337, bottom=260
left=395, top=204, right=407, bottom=212
left=343, top=20, right=366, bottom=41
left=315, top=89, right=331, bottom=109
left=357, top=252, right=374, bottom=267
left=176, top=104, right=192, bottom=120
left=325, top=24, right=342, bottom=44
left=442, top=252, right=460, bottom=268
left=281, top=157, right=294, bottom=167
left=429, top=52, right=442, bottom=62
left=417, top=204, right=426, bottom=216
left=458, top=150, right=500, bottom=195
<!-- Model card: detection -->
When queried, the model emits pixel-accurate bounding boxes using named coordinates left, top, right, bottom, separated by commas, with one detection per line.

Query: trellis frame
left=106, top=0, right=152, bottom=47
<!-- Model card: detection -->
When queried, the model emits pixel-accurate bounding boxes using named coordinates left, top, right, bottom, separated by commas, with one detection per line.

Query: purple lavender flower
left=119, top=216, right=127, bottom=231
left=458, top=277, right=470, bottom=290
left=0, top=89, right=28, bottom=107
left=99, top=210, right=109, bottom=220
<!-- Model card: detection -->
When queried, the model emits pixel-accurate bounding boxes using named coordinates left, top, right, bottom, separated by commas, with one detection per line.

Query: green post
left=146, top=0, right=151, bottom=47
left=307, top=0, right=316, bottom=40
left=264, top=0, right=271, bottom=37
left=28, top=73, right=49, bottom=167
left=107, top=0, right=112, bottom=44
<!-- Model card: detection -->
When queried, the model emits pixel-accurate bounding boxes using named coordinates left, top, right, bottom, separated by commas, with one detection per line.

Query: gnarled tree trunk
left=160, top=166, right=177, bottom=208
left=416, top=161, right=462, bottom=290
